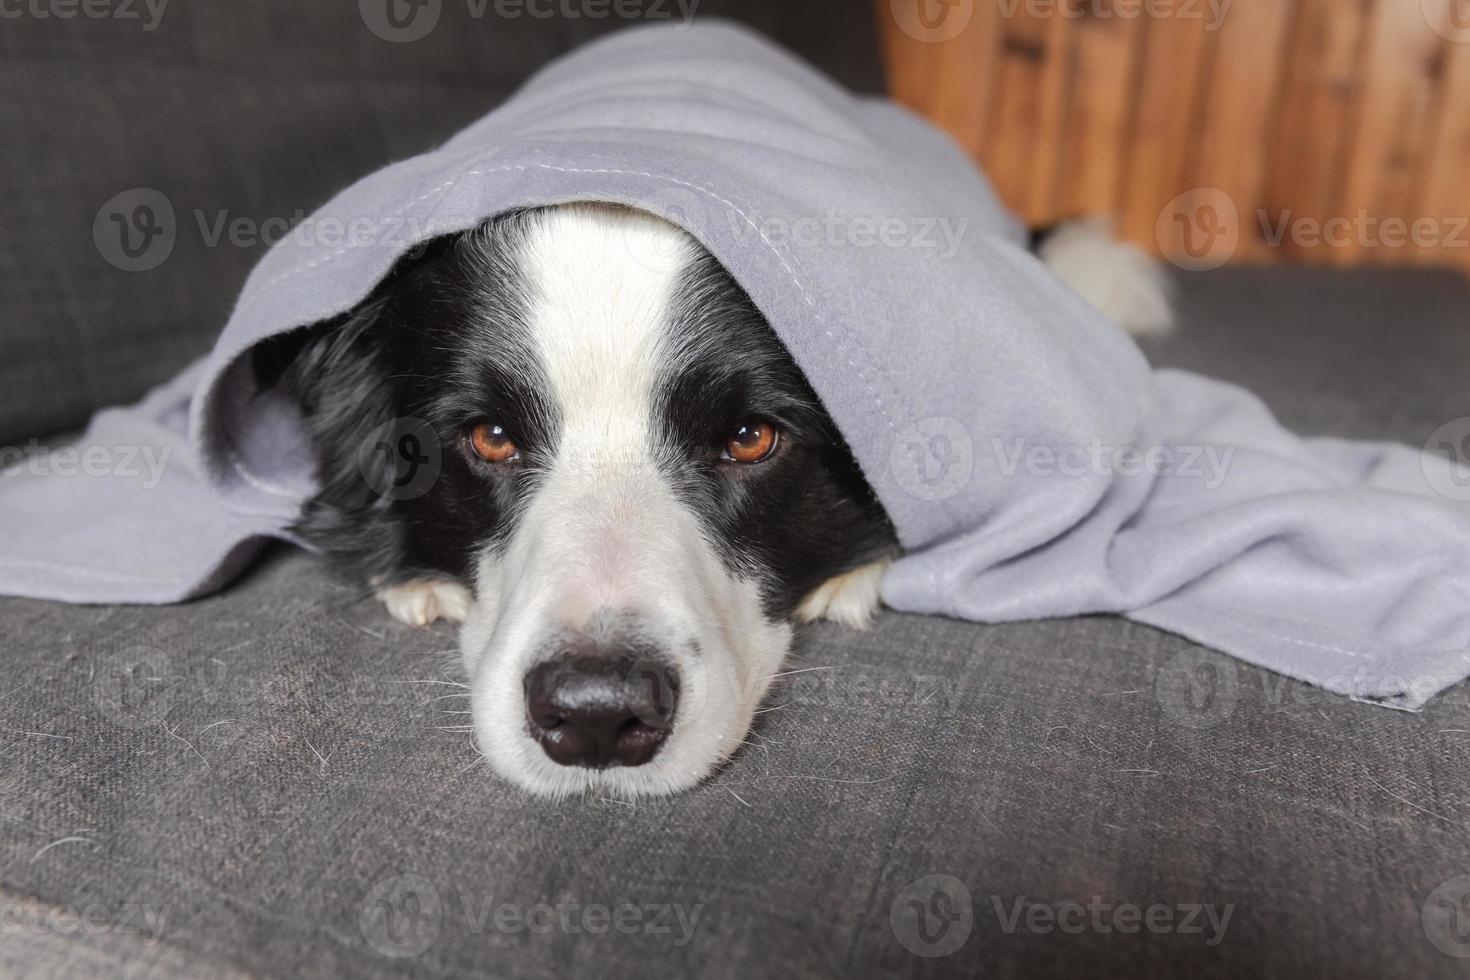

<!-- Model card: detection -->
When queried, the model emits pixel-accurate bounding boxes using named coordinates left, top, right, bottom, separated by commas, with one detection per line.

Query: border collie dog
left=272, top=203, right=1167, bottom=798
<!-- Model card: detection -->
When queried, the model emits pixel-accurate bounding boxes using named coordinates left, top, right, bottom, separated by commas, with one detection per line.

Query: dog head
left=269, top=203, right=896, bottom=797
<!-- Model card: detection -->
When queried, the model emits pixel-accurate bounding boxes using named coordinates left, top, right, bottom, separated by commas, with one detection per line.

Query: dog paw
left=377, top=579, right=472, bottom=626
left=1038, top=216, right=1174, bottom=337
left=794, top=559, right=890, bottom=630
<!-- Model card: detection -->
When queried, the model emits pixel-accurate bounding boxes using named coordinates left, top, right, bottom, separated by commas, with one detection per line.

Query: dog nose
left=524, top=654, right=680, bottom=768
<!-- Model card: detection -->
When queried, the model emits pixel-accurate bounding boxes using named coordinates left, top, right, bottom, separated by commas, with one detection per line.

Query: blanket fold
left=4, top=21, right=1469, bottom=708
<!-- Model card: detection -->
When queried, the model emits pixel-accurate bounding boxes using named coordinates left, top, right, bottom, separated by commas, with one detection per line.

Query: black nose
left=524, top=654, right=680, bottom=768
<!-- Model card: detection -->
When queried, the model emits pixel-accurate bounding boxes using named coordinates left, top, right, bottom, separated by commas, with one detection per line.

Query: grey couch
left=6, top=6, right=1470, bottom=978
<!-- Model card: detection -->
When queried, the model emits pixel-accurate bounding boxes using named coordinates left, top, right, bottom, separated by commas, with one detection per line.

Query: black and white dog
left=266, top=203, right=1167, bottom=797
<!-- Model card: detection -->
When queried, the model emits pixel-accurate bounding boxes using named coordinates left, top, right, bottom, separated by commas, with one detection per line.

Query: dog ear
left=257, top=226, right=494, bottom=587
left=266, top=291, right=413, bottom=585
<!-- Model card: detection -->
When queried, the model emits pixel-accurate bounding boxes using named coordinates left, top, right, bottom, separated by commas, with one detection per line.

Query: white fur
left=1039, top=217, right=1174, bottom=337
left=453, top=205, right=792, bottom=798
left=378, top=579, right=471, bottom=626
left=795, top=559, right=890, bottom=630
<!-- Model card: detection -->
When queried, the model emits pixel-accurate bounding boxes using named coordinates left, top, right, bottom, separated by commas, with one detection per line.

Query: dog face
left=269, top=203, right=896, bottom=797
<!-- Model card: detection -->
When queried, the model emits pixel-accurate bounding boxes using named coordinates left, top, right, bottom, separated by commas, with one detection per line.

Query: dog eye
left=724, top=420, right=778, bottom=464
left=466, top=422, right=518, bottom=463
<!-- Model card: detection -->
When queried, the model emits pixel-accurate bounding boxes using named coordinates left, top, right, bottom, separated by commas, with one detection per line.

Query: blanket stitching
left=1202, top=618, right=1370, bottom=661
left=239, top=161, right=902, bottom=435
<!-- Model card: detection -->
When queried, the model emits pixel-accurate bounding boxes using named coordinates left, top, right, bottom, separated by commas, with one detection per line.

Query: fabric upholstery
left=2, top=266, right=1469, bottom=977
left=0, top=0, right=883, bottom=446
left=5, top=24, right=1470, bottom=715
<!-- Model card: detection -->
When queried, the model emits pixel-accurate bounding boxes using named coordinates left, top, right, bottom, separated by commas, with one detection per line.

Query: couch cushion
left=2, top=267, right=1469, bottom=977
left=0, top=3, right=883, bottom=446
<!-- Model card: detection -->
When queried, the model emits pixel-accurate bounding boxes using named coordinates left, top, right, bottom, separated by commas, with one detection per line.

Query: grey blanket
left=4, top=22, right=1469, bottom=708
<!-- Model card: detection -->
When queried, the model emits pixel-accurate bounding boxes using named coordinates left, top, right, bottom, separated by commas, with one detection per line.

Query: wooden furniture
left=878, top=0, right=1470, bottom=270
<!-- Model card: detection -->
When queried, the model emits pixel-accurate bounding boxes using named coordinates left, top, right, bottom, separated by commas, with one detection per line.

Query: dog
left=264, top=202, right=1167, bottom=798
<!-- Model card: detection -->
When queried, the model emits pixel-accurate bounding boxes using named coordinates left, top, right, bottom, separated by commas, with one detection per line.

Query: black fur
left=260, top=206, right=898, bottom=618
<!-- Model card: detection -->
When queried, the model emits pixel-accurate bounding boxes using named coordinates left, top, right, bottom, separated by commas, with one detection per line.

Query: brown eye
left=467, top=422, right=518, bottom=463
left=725, top=420, right=778, bottom=464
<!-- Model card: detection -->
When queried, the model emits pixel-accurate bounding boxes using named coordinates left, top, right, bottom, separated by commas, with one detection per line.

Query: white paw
left=794, top=559, right=891, bottom=630
left=1039, top=216, right=1175, bottom=337
left=377, top=579, right=472, bottom=627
